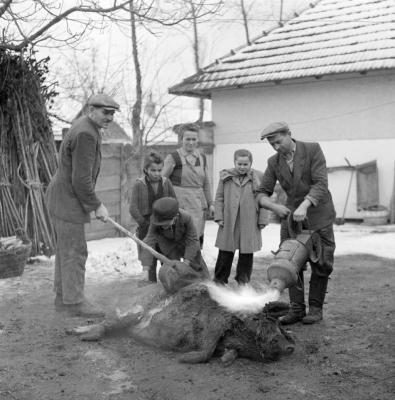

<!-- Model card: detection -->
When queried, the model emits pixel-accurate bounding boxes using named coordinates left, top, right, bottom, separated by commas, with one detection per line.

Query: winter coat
left=129, top=176, right=176, bottom=227
left=214, top=168, right=269, bottom=253
left=45, top=115, right=102, bottom=223
left=258, top=140, right=336, bottom=231
left=140, top=209, right=204, bottom=268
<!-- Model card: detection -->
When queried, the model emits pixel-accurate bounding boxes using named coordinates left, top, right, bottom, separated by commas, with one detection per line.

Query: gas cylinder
left=268, top=215, right=321, bottom=292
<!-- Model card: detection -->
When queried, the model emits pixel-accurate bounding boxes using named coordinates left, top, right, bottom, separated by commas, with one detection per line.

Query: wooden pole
left=107, top=217, right=172, bottom=264
left=390, top=161, right=395, bottom=224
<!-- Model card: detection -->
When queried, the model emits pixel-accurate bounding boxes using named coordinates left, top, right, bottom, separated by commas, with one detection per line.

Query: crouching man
left=141, top=197, right=209, bottom=285
left=257, top=122, right=336, bottom=325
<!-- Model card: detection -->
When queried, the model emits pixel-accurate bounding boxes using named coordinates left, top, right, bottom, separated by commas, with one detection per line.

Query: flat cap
left=152, top=197, right=179, bottom=226
left=88, top=93, right=120, bottom=110
left=260, top=121, right=290, bottom=140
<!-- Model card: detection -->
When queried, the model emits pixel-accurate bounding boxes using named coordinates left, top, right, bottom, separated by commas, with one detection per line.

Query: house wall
left=211, top=72, right=395, bottom=219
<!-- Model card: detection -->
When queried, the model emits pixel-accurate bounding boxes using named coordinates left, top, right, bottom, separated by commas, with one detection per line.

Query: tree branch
left=0, top=0, right=12, bottom=19
left=0, top=0, right=131, bottom=51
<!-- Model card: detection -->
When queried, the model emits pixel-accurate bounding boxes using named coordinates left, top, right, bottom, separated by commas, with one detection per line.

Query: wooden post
left=390, top=161, right=395, bottom=224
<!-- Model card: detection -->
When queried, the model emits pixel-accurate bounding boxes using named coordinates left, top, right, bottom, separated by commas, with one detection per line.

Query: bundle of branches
left=0, top=49, right=58, bottom=256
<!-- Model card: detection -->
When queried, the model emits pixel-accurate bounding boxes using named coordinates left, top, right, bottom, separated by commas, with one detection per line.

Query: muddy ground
left=0, top=253, right=394, bottom=400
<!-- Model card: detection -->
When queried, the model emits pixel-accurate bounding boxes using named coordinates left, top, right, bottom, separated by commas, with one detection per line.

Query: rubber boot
left=148, top=264, right=157, bottom=283
left=302, top=274, right=328, bottom=324
left=279, top=271, right=306, bottom=325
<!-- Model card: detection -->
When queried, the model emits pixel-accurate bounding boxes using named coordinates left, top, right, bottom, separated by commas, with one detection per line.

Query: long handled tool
left=338, top=157, right=355, bottom=225
left=107, top=217, right=172, bottom=264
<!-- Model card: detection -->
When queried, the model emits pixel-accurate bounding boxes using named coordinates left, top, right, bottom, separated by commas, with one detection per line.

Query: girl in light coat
left=214, top=149, right=268, bottom=284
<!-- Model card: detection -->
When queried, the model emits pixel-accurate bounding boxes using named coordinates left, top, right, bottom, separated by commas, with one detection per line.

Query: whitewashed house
left=169, top=0, right=395, bottom=220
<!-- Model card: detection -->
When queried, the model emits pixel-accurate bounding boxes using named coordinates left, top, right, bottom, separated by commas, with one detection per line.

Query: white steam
left=205, top=282, right=280, bottom=315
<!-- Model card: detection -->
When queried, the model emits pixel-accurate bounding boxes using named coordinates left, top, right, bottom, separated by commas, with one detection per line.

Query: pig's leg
left=178, top=330, right=223, bottom=364
left=221, top=348, right=238, bottom=366
left=67, top=306, right=143, bottom=341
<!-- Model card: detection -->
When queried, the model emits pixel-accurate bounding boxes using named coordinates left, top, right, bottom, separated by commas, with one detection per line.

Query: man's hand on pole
left=95, top=203, right=109, bottom=222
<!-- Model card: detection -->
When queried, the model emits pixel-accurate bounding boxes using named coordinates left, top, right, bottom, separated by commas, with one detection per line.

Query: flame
left=205, top=282, right=280, bottom=315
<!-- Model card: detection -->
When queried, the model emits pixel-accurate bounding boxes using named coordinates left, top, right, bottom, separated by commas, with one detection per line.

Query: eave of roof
left=169, top=0, right=395, bottom=98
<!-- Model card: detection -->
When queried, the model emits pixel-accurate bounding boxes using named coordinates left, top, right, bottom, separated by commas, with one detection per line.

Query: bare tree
left=186, top=0, right=224, bottom=122
left=54, top=46, right=124, bottom=122
left=111, top=0, right=223, bottom=171
left=0, top=0, right=221, bottom=52
left=240, top=0, right=250, bottom=45
left=129, top=0, right=143, bottom=158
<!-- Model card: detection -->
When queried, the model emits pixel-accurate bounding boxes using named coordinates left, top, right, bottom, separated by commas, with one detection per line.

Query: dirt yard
left=0, top=252, right=394, bottom=400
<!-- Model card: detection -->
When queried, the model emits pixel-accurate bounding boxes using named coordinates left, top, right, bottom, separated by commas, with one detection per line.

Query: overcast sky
left=36, top=0, right=310, bottom=139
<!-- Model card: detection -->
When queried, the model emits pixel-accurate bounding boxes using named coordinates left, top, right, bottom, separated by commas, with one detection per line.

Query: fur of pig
left=68, top=282, right=295, bottom=365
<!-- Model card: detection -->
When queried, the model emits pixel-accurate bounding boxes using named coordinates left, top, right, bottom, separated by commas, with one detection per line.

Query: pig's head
left=222, top=313, right=295, bottom=363
left=253, top=315, right=295, bottom=361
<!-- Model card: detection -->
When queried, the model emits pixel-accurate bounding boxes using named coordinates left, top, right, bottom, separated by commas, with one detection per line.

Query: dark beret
left=152, top=197, right=179, bottom=226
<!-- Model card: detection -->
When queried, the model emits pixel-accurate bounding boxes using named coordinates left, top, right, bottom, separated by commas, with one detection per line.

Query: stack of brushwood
left=0, top=49, right=58, bottom=256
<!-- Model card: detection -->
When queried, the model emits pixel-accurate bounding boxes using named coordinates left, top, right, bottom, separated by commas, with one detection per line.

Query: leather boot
left=279, top=271, right=306, bottom=325
left=148, top=265, right=157, bottom=282
left=302, top=306, right=323, bottom=324
left=302, top=274, right=328, bottom=324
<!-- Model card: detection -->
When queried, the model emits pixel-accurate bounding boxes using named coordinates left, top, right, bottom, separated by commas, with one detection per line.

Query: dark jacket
left=258, top=140, right=336, bottom=230
left=45, top=116, right=102, bottom=223
left=140, top=209, right=201, bottom=267
left=129, top=176, right=176, bottom=226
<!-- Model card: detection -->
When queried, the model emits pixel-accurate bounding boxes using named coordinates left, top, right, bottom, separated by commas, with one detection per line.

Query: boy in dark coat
left=129, top=151, right=176, bottom=282
left=258, top=122, right=336, bottom=325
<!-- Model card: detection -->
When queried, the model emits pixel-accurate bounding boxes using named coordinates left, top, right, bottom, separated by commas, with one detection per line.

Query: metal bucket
left=267, top=239, right=309, bottom=291
left=267, top=214, right=320, bottom=291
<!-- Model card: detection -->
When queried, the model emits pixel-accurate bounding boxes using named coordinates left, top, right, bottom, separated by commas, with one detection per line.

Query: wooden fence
left=84, top=128, right=215, bottom=241
left=85, top=142, right=181, bottom=240
left=85, top=143, right=138, bottom=240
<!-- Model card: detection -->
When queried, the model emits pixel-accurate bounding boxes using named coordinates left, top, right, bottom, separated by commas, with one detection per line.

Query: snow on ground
left=83, top=221, right=395, bottom=282
left=86, top=237, right=142, bottom=280
left=0, top=221, right=394, bottom=295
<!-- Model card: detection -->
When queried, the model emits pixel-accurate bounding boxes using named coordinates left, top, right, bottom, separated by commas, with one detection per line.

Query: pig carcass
left=68, top=264, right=294, bottom=365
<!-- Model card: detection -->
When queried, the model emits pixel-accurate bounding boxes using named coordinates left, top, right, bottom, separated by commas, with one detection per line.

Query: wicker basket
left=0, top=240, right=32, bottom=279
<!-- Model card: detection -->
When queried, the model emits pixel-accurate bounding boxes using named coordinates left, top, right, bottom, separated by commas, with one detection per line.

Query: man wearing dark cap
left=140, top=197, right=208, bottom=275
left=258, top=122, right=336, bottom=325
left=46, top=93, right=120, bottom=317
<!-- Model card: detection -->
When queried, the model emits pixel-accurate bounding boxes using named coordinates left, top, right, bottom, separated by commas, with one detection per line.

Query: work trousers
left=137, top=220, right=158, bottom=282
left=52, top=216, right=87, bottom=304
left=214, top=250, right=253, bottom=284
left=280, top=221, right=336, bottom=310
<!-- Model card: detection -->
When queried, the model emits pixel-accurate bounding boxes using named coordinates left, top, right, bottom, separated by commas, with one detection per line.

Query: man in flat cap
left=46, top=93, right=120, bottom=317
left=258, top=122, right=336, bottom=325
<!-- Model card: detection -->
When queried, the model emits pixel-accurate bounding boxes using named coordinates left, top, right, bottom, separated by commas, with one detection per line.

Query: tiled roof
left=169, top=0, right=395, bottom=97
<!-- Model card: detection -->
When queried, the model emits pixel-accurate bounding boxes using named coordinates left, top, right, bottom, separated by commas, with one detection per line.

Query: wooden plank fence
left=85, top=142, right=183, bottom=241
left=84, top=131, right=214, bottom=241
left=85, top=142, right=139, bottom=240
